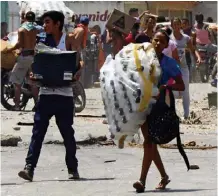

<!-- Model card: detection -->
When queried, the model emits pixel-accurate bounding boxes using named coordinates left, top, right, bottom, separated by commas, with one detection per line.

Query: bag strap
left=167, top=87, right=176, bottom=110
left=159, top=88, right=167, bottom=102
left=177, top=134, right=190, bottom=171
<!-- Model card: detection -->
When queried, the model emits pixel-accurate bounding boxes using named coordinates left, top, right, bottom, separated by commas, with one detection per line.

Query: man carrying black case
left=18, top=11, right=80, bottom=181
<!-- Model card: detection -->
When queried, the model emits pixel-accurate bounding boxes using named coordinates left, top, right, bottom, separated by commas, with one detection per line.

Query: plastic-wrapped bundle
left=100, top=42, right=162, bottom=143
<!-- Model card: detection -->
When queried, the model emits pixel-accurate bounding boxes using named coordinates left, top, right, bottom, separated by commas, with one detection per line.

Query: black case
left=32, top=52, right=77, bottom=87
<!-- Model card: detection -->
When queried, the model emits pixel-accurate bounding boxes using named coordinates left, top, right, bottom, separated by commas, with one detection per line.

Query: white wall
left=64, top=1, right=124, bottom=33
left=7, top=1, right=125, bottom=33
left=193, top=1, right=217, bottom=23
left=8, top=1, right=20, bottom=32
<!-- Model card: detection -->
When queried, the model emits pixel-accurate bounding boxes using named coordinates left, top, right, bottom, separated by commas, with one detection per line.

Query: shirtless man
left=69, top=16, right=89, bottom=78
left=4, top=11, right=39, bottom=110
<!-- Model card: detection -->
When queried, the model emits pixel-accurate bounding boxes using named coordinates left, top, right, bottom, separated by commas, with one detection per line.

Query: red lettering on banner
left=74, top=10, right=111, bottom=22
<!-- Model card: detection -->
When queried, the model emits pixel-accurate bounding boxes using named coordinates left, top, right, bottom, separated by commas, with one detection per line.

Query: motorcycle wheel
left=1, top=72, right=29, bottom=110
left=72, top=81, right=86, bottom=113
left=199, top=63, right=209, bottom=83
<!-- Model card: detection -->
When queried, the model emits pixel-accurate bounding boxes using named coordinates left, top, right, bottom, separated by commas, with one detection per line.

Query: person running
left=70, top=16, right=89, bottom=81
left=171, top=17, right=201, bottom=119
left=106, top=27, right=126, bottom=58
left=125, top=18, right=141, bottom=44
left=102, top=27, right=126, bottom=125
left=141, top=15, right=156, bottom=41
left=133, top=29, right=185, bottom=193
left=18, top=11, right=79, bottom=182
left=4, top=11, right=39, bottom=111
left=156, top=25, right=180, bottom=63
left=129, top=8, right=149, bottom=20
left=194, top=13, right=217, bottom=53
left=181, top=18, right=197, bottom=82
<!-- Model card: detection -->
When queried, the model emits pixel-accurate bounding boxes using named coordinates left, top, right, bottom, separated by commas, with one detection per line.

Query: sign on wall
left=65, top=1, right=124, bottom=34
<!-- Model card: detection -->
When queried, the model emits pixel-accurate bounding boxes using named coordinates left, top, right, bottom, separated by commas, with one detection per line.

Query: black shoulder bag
left=147, top=87, right=190, bottom=171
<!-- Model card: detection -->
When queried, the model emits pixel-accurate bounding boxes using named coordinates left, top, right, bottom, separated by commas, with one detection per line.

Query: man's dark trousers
left=25, top=94, right=78, bottom=171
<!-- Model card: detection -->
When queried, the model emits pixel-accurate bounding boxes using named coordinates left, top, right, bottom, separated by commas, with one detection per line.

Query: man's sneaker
left=68, top=169, right=80, bottom=180
left=18, top=165, right=34, bottom=182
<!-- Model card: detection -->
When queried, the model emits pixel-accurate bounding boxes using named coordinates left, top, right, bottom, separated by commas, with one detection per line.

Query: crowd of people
left=0, top=7, right=217, bottom=193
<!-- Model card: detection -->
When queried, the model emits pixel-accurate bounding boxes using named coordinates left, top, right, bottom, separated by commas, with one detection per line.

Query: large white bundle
left=100, top=43, right=161, bottom=142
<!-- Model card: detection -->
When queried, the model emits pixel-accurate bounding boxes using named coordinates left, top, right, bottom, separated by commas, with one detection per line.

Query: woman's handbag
left=147, top=87, right=190, bottom=170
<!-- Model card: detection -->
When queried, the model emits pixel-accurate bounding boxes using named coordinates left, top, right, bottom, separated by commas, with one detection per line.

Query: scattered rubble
left=44, top=135, right=115, bottom=147
left=128, top=141, right=217, bottom=150
left=1, top=135, right=22, bottom=146
left=180, top=111, right=202, bottom=125
left=190, top=165, right=200, bottom=170
left=13, top=127, right=21, bottom=131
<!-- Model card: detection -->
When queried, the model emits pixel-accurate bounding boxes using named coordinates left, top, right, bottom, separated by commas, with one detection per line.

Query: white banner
left=65, top=1, right=124, bottom=34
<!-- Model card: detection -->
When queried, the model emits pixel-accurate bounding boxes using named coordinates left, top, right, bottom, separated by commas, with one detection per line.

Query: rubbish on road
left=190, top=165, right=200, bottom=170
left=104, top=160, right=116, bottom=163
left=102, top=119, right=108, bottom=124
left=17, top=122, right=34, bottom=126
left=100, top=43, right=161, bottom=146
left=181, top=111, right=202, bottom=125
left=75, top=114, right=105, bottom=118
left=77, top=135, right=107, bottom=146
left=1, top=135, right=22, bottom=146
left=13, top=127, right=21, bottom=131
left=185, top=141, right=196, bottom=147
left=128, top=142, right=217, bottom=150
left=159, top=144, right=217, bottom=150
left=44, top=140, right=81, bottom=149
left=98, top=140, right=115, bottom=146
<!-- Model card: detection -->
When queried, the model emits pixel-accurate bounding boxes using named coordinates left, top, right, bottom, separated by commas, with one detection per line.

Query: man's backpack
left=147, top=88, right=190, bottom=170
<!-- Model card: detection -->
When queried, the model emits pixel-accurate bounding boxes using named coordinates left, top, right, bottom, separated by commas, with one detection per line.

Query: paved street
left=1, top=84, right=217, bottom=196
left=1, top=146, right=217, bottom=196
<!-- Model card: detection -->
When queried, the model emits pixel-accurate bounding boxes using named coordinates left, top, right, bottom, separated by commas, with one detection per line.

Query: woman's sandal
left=155, top=175, right=171, bottom=190
left=133, top=181, right=145, bottom=193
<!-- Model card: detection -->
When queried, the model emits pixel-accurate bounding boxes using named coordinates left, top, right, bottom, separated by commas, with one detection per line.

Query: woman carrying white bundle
left=133, top=30, right=185, bottom=193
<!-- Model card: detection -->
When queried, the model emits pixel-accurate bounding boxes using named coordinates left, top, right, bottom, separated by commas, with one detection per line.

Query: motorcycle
left=1, top=68, right=86, bottom=112
left=197, top=44, right=217, bottom=83
left=1, top=68, right=31, bottom=110
left=211, top=55, right=217, bottom=88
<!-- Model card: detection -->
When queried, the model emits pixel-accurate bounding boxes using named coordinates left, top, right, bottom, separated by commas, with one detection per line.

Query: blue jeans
left=25, top=95, right=78, bottom=171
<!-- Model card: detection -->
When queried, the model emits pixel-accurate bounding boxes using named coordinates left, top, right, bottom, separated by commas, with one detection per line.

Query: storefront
left=148, top=1, right=198, bottom=24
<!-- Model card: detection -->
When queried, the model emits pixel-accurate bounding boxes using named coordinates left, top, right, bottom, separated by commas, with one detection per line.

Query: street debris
left=185, top=141, right=196, bottom=147
left=128, top=141, right=217, bottom=150
left=180, top=111, right=202, bottom=125
left=104, top=160, right=116, bottom=163
left=1, top=135, right=22, bottom=146
left=13, top=127, right=21, bottom=131
left=190, top=165, right=200, bottom=170
left=44, top=135, right=115, bottom=147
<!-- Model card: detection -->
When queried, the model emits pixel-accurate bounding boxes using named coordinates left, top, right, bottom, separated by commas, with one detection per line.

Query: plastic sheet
left=100, top=42, right=162, bottom=143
